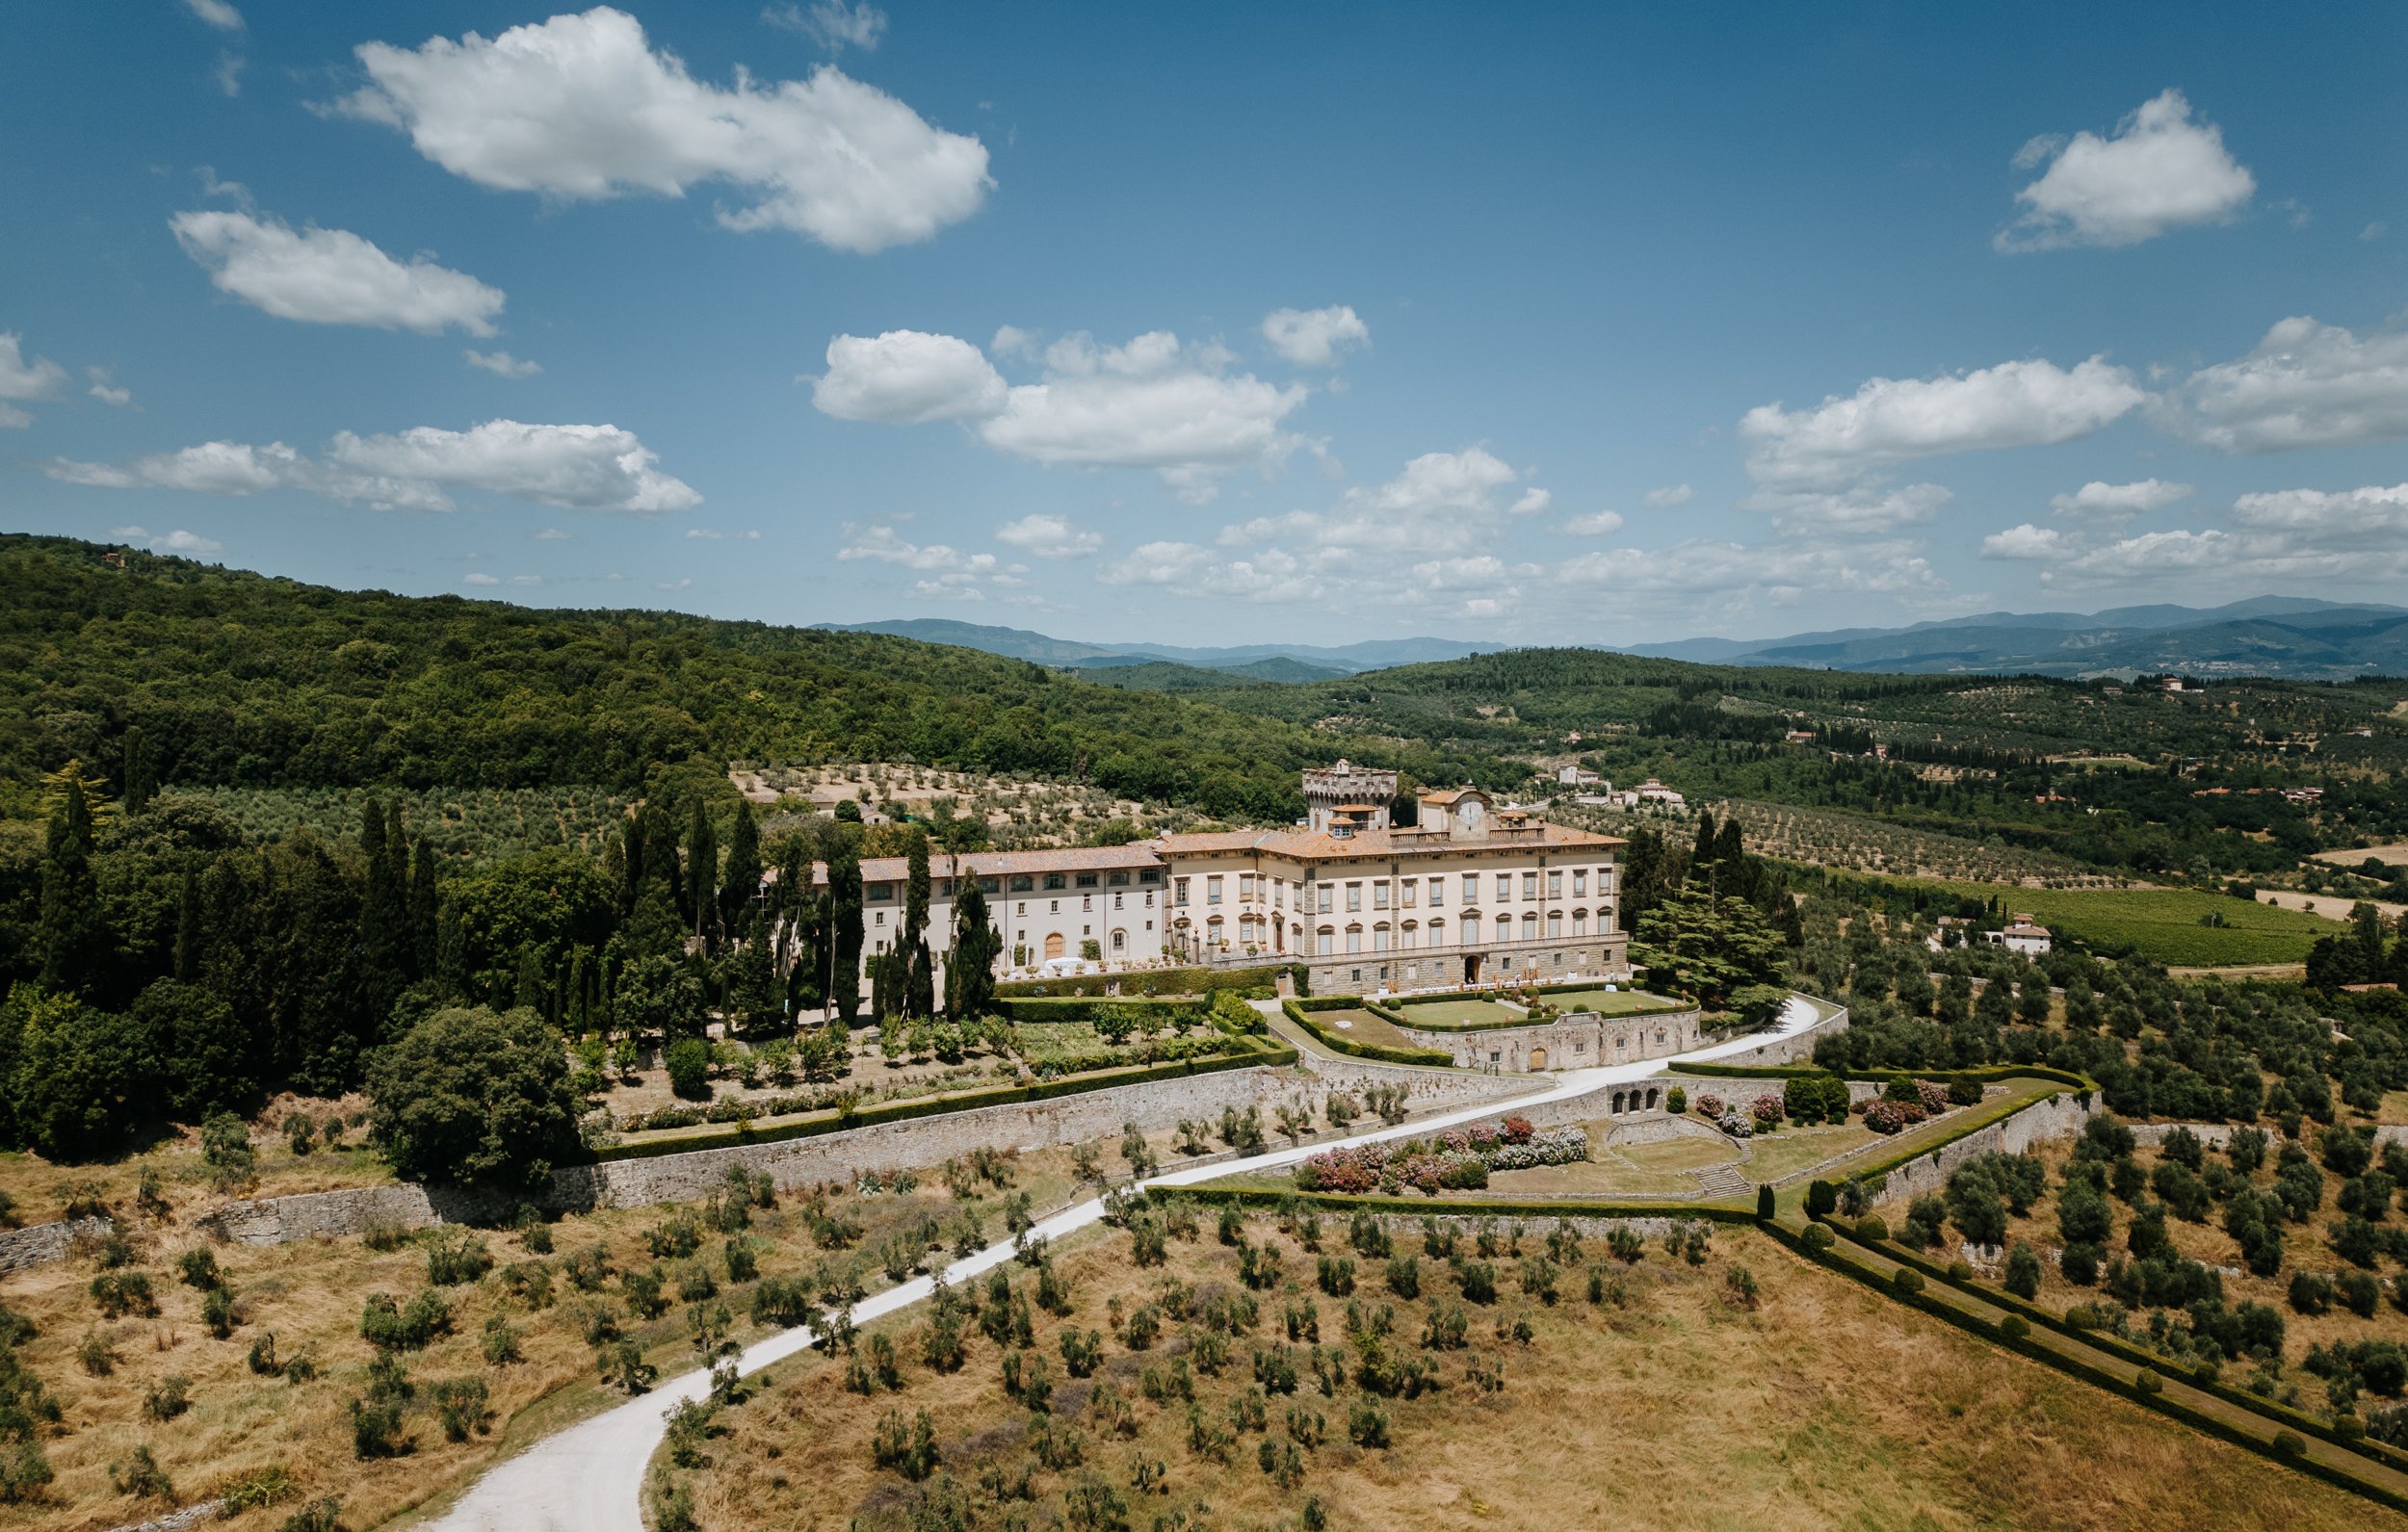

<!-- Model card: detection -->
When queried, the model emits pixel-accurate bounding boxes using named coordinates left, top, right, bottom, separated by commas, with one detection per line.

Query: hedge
left=1280, top=1000, right=1454, bottom=1068
left=995, top=963, right=1307, bottom=1000
left=1816, top=1215, right=2408, bottom=1481
left=1766, top=1218, right=2408, bottom=1515
left=993, top=997, right=1215, bottom=1027
left=1148, top=1185, right=1761, bottom=1226
left=592, top=1037, right=1296, bottom=1163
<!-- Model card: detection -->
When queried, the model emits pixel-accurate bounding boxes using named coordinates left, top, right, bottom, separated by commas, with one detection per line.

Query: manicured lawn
left=1543, top=987, right=1687, bottom=1016
left=1923, top=882, right=2334, bottom=965
left=1306, top=1005, right=1428, bottom=1052
left=1392, top=997, right=1525, bottom=1028
left=1742, top=1123, right=1878, bottom=1181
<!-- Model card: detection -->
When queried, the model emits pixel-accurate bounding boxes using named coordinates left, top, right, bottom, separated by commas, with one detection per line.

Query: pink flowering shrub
left=1695, top=1094, right=1727, bottom=1120
left=1916, top=1078, right=1950, bottom=1114
left=1862, top=1100, right=1932, bottom=1135
left=1501, top=1115, right=1535, bottom=1144
left=1295, top=1116, right=1576, bottom=1191
left=1750, top=1093, right=1784, bottom=1126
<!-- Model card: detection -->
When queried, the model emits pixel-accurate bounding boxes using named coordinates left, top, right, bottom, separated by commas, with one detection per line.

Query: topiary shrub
left=1855, top=1215, right=1889, bottom=1243
left=1998, top=1314, right=2029, bottom=1340
left=1805, top=1181, right=1838, bottom=1218
left=2133, top=1367, right=2163, bottom=1396
left=2270, top=1431, right=2305, bottom=1459
left=1890, top=1267, right=1924, bottom=1297
left=1666, top=1086, right=1688, bottom=1115
left=665, top=1038, right=713, bottom=1102
left=1801, top=1225, right=1835, bottom=1253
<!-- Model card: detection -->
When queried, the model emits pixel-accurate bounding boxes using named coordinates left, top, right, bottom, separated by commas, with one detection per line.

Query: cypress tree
left=359, top=798, right=407, bottom=1004
left=948, top=873, right=1001, bottom=1021
left=406, top=835, right=441, bottom=983
left=901, top=830, right=934, bottom=1018
left=121, top=726, right=157, bottom=813
left=622, top=803, right=687, bottom=958
left=172, top=863, right=202, bottom=982
left=38, top=780, right=104, bottom=991
left=722, top=799, right=762, bottom=937
left=826, top=825, right=864, bottom=1024
left=687, top=801, right=720, bottom=950
left=620, top=810, right=647, bottom=915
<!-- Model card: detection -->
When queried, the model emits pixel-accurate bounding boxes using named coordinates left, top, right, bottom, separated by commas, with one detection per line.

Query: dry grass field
left=0, top=1141, right=1094, bottom=1531
left=673, top=1211, right=2389, bottom=1531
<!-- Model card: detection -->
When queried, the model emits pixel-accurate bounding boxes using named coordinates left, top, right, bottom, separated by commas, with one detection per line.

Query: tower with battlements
left=1301, top=758, right=1399, bottom=832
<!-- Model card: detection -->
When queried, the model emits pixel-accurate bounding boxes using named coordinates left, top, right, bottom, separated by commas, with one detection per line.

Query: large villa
left=837, top=761, right=1632, bottom=997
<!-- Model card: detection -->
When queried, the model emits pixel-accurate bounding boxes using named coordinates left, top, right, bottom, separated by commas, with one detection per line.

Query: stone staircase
left=1692, top=1160, right=1755, bottom=1199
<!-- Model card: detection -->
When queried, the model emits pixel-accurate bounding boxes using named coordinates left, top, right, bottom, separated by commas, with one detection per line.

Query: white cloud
left=655, top=578, right=694, bottom=591
left=338, top=7, right=987, bottom=254
left=764, top=1, right=886, bottom=52
left=1260, top=305, right=1369, bottom=368
left=1979, top=523, right=2064, bottom=560
left=1218, top=448, right=1530, bottom=557
left=1739, top=480, right=1951, bottom=534
left=170, top=210, right=505, bottom=335
left=996, top=513, right=1101, bottom=558
left=535, top=527, right=572, bottom=539
left=46, top=419, right=698, bottom=513
left=990, top=325, right=1039, bottom=359
left=817, top=326, right=1311, bottom=501
left=837, top=524, right=998, bottom=574
left=1999, top=90, right=2255, bottom=251
left=2363, top=222, right=2388, bottom=243
left=814, top=329, right=1006, bottom=422
left=1997, top=481, right=2408, bottom=593
left=1100, top=541, right=1322, bottom=603
left=215, top=50, right=244, bottom=97
left=2160, top=316, right=2408, bottom=453
left=1740, top=356, right=2145, bottom=486
left=464, top=572, right=501, bottom=586
left=465, top=349, right=542, bottom=378
left=0, top=333, right=67, bottom=428
left=1641, top=483, right=1693, bottom=507
left=182, top=0, right=243, bottom=30
left=108, top=526, right=223, bottom=555
left=1557, top=509, right=1626, bottom=536
left=2050, top=478, right=2193, bottom=517
left=685, top=527, right=763, bottom=540
left=86, top=367, right=132, bottom=407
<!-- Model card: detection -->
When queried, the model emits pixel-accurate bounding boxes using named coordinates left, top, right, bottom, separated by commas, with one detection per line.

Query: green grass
left=1301, top=1005, right=1428, bottom=1052
left=1391, top=997, right=1525, bottom=1027
left=1924, top=882, right=2334, bottom=965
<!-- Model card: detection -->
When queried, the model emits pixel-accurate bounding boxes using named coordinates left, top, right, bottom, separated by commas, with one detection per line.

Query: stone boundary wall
left=1867, top=1090, right=2099, bottom=1209
left=1394, top=1006, right=1705, bottom=1074
left=2130, top=1122, right=2408, bottom=1152
left=0, top=1216, right=112, bottom=1275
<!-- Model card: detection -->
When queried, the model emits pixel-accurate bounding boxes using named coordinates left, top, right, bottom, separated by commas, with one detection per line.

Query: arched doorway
left=1042, top=932, right=1065, bottom=960
left=1529, top=1047, right=1547, bottom=1071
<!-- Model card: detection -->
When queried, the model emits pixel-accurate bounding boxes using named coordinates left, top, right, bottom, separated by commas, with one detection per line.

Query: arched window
left=1373, top=922, right=1391, bottom=952
left=1345, top=923, right=1364, bottom=954
left=1546, top=910, right=1562, bottom=939
left=1317, top=925, right=1335, bottom=957
left=1520, top=911, right=1538, bottom=940
left=1494, top=913, right=1512, bottom=943
left=1611, top=1091, right=1624, bottom=1113
left=1111, top=928, right=1126, bottom=951
left=1427, top=918, right=1445, bottom=947
left=1572, top=909, right=1588, bottom=937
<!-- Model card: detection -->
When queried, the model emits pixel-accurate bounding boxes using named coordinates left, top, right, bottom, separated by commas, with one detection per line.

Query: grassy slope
left=681, top=1216, right=2387, bottom=1531
left=1924, top=883, right=2337, bottom=965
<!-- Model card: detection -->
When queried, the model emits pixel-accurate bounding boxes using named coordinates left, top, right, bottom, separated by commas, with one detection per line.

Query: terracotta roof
left=1155, top=830, right=1281, bottom=855
left=1240, top=821, right=1623, bottom=862
left=812, top=844, right=1164, bottom=886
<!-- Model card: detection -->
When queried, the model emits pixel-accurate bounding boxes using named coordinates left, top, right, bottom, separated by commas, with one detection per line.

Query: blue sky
left=6, top=2, right=2406, bottom=645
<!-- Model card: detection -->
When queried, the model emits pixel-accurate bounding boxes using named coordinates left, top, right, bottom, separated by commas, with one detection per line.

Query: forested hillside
left=0, top=535, right=1498, bottom=824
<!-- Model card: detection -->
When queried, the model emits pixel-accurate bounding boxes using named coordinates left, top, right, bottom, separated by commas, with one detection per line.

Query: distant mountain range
left=811, top=619, right=1495, bottom=678
left=822, top=598, right=2408, bottom=685
left=1620, top=596, right=2408, bottom=680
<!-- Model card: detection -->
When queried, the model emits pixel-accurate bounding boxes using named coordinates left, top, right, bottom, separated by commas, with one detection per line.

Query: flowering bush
left=1716, top=1112, right=1753, bottom=1139
left=1695, top=1094, right=1727, bottom=1120
left=1916, top=1078, right=1950, bottom=1114
left=1862, top=1100, right=1930, bottom=1135
left=1749, top=1094, right=1784, bottom=1126
left=1501, top=1115, right=1534, bottom=1144
left=1485, top=1126, right=1589, bottom=1171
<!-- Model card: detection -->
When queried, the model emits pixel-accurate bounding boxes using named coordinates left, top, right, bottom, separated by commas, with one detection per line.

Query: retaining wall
left=0, top=1216, right=112, bottom=1276
left=1866, top=1090, right=2099, bottom=1208
left=1396, top=1007, right=1706, bottom=1073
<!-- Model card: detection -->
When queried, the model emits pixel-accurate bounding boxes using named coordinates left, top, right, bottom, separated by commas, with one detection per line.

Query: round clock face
left=1461, top=800, right=1482, bottom=826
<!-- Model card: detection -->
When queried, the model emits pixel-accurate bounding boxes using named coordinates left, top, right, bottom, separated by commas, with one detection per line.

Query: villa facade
left=831, top=761, right=1631, bottom=1000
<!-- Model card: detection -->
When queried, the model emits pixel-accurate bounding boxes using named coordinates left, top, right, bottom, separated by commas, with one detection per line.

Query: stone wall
left=1866, top=1090, right=2099, bottom=1209
left=2129, top=1121, right=2408, bottom=1153
left=0, top=1216, right=111, bottom=1275
left=1395, top=1006, right=1705, bottom=1073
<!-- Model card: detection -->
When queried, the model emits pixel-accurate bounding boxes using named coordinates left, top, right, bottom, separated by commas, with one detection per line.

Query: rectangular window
left=1346, top=882, right=1362, bottom=912
left=1045, top=873, right=1066, bottom=890
left=1547, top=870, right=1561, bottom=897
left=1572, top=870, right=1586, bottom=896
left=1076, top=872, right=1099, bottom=889
left=875, top=910, right=886, bottom=925
left=1113, top=892, right=1124, bottom=910
left=1207, top=876, right=1223, bottom=905
left=1373, top=882, right=1390, bottom=909
left=1175, top=878, right=1190, bottom=907
left=1082, top=895, right=1093, bottom=911
left=1319, top=886, right=1334, bottom=915
left=1144, top=891, right=1154, bottom=907
left=982, top=877, right=1002, bottom=894
left=1523, top=871, right=1538, bottom=899
left=1461, top=873, right=1478, bottom=904
left=1016, top=902, right=1027, bottom=916
left=1402, top=882, right=1417, bottom=908
left=1497, top=873, right=1512, bottom=901
left=1050, top=899, right=1060, bottom=913
left=1139, top=869, right=1161, bottom=884
left=1429, top=877, right=1444, bottom=906
left=1109, top=870, right=1130, bottom=886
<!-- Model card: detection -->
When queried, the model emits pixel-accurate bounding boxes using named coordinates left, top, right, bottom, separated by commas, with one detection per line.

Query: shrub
left=141, top=1373, right=191, bottom=1422
left=111, top=1443, right=173, bottom=1500
left=1666, top=1086, right=1688, bottom=1114
left=1805, top=1181, right=1838, bottom=1218
left=1891, top=1268, right=1924, bottom=1297
left=350, top=1396, right=410, bottom=1458
left=424, top=1228, right=493, bottom=1286
left=1345, top=1399, right=1390, bottom=1448
left=89, top=1271, right=157, bottom=1319
left=1999, top=1314, right=2029, bottom=1340
left=368, top=1006, right=581, bottom=1197
left=2289, top=1271, right=2334, bottom=1315
left=359, top=1290, right=451, bottom=1351
left=2004, top=1243, right=2043, bottom=1300
left=2133, top=1367, right=2162, bottom=1396
left=1801, top=1225, right=1835, bottom=1253
left=2270, top=1431, right=2305, bottom=1459
left=666, top=1037, right=713, bottom=1101
left=432, top=1376, right=492, bottom=1441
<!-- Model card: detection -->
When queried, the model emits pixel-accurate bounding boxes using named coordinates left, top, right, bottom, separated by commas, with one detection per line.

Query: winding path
left=418, top=999, right=1827, bottom=1531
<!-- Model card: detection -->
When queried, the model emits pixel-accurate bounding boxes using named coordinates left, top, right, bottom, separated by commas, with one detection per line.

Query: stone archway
left=1529, top=1047, right=1547, bottom=1071
left=1042, top=932, right=1064, bottom=960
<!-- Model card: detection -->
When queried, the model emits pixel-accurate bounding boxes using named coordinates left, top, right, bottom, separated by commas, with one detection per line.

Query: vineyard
left=743, top=762, right=1208, bottom=850
left=1557, top=798, right=2133, bottom=889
